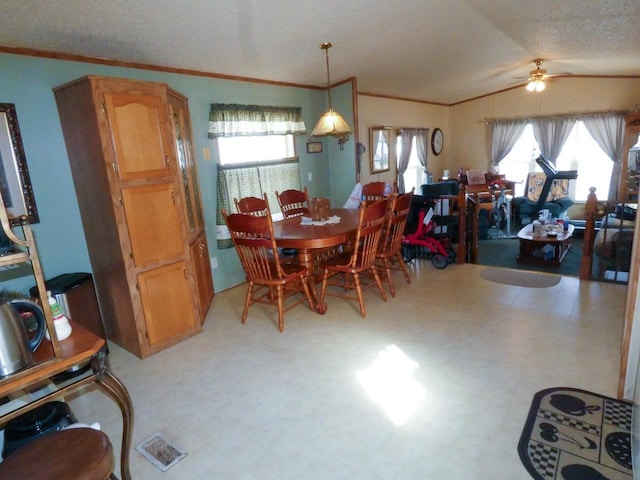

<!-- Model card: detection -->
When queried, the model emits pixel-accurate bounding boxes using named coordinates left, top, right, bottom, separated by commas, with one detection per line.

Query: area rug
left=518, top=387, right=633, bottom=480
left=480, top=267, right=561, bottom=288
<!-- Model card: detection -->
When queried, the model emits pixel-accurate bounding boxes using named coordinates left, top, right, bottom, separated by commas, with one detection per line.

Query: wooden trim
left=0, top=45, right=325, bottom=91
left=3, top=45, right=639, bottom=107
left=358, top=91, right=448, bottom=107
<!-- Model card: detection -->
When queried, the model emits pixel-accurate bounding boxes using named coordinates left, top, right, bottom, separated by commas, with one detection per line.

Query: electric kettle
left=0, top=299, right=46, bottom=377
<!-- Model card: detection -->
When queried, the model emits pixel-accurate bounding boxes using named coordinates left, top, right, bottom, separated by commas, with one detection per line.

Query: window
left=217, top=135, right=296, bottom=165
left=499, top=122, right=612, bottom=201
left=209, top=103, right=307, bottom=248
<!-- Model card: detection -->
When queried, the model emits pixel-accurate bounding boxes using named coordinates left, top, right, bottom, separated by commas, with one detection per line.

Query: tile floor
left=68, top=261, right=628, bottom=479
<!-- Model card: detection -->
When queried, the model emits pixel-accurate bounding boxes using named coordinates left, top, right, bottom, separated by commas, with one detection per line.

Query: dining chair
left=234, top=193, right=270, bottom=217
left=276, top=186, right=310, bottom=219
left=361, top=181, right=387, bottom=203
left=319, top=198, right=388, bottom=317
left=222, top=209, right=314, bottom=332
left=376, top=190, right=413, bottom=297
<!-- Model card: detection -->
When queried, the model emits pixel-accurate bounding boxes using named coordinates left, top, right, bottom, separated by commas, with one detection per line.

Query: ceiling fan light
left=526, top=78, right=545, bottom=92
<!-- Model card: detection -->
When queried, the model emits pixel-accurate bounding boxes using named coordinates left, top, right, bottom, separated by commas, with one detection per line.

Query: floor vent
left=135, top=432, right=187, bottom=471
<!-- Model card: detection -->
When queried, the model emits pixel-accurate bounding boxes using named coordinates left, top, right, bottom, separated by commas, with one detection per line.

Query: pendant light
left=311, top=42, right=352, bottom=149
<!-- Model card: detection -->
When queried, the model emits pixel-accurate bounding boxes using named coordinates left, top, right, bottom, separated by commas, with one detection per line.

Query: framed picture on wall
left=307, top=142, right=322, bottom=153
left=0, top=103, right=39, bottom=225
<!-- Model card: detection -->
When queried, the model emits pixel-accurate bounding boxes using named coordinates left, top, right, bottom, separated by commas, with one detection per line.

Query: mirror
left=370, top=126, right=394, bottom=173
left=0, top=104, right=38, bottom=225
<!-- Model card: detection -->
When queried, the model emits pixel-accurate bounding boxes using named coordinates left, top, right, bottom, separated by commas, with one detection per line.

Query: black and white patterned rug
left=519, top=387, right=633, bottom=480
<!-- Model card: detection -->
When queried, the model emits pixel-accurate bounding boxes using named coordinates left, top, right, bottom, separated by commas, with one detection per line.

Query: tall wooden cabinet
left=619, top=113, right=640, bottom=202
left=54, top=76, right=213, bottom=358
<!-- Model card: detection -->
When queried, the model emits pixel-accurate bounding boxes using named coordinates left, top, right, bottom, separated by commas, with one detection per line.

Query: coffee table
left=517, top=223, right=574, bottom=267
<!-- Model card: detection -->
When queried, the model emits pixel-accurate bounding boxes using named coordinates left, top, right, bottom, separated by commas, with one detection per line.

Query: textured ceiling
left=0, top=0, right=639, bottom=104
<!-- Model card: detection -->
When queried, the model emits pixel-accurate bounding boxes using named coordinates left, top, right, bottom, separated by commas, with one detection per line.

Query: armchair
left=512, top=172, right=574, bottom=224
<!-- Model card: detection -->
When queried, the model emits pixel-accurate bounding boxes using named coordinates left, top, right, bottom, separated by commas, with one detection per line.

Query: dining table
left=272, top=207, right=360, bottom=313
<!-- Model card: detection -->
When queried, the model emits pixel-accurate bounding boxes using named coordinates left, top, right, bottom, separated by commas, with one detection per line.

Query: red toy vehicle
left=403, top=199, right=456, bottom=269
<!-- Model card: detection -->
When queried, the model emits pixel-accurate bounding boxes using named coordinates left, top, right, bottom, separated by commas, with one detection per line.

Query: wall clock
left=431, top=128, right=444, bottom=155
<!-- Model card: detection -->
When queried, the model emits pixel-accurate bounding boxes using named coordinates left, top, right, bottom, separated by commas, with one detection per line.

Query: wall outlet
left=308, top=172, right=312, bottom=182
left=210, top=257, right=218, bottom=269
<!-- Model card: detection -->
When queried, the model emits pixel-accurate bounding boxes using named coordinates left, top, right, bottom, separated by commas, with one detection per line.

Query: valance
left=208, top=103, right=306, bottom=138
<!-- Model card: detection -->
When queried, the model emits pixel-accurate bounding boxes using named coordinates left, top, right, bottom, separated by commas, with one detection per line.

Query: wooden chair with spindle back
left=361, top=181, right=387, bottom=203
left=223, top=209, right=314, bottom=332
left=319, top=198, right=389, bottom=317
left=234, top=193, right=270, bottom=217
left=276, top=186, right=311, bottom=219
left=376, top=190, right=413, bottom=297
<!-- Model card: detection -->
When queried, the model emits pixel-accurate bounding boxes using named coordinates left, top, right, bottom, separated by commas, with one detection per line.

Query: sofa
left=512, top=172, right=574, bottom=224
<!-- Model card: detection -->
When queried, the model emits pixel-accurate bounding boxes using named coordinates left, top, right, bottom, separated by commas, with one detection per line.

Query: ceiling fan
left=525, top=58, right=548, bottom=92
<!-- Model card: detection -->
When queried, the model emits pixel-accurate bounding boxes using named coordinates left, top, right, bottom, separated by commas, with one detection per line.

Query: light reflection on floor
left=356, top=344, right=426, bottom=426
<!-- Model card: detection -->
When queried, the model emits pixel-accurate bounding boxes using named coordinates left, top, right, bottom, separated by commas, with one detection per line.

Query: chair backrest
left=276, top=187, right=310, bottom=218
left=348, top=199, right=388, bottom=269
left=234, top=193, right=270, bottom=217
left=380, top=191, right=413, bottom=255
left=362, top=181, right=386, bottom=202
left=222, top=210, right=284, bottom=282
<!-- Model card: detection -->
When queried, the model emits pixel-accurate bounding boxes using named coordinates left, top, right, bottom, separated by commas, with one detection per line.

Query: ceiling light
left=311, top=42, right=352, bottom=149
left=526, top=59, right=547, bottom=92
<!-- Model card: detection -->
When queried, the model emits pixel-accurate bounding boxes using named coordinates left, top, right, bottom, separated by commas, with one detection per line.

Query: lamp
left=311, top=42, right=352, bottom=149
left=526, top=59, right=546, bottom=92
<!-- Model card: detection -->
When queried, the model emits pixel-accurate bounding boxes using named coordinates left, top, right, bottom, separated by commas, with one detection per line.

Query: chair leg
left=299, top=276, right=315, bottom=312
left=276, top=285, right=284, bottom=332
left=371, top=267, right=388, bottom=302
left=353, top=273, right=366, bottom=317
left=396, top=253, right=412, bottom=284
left=242, top=282, right=254, bottom=324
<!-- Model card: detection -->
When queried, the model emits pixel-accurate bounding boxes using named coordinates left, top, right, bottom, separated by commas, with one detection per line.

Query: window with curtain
left=208, top=103, right=307, bottom=248
left=396, top=128, right=429, bottom=194
left=495, top=112, right=625, bottom=202
left=499, top=122, right=612, bottom=200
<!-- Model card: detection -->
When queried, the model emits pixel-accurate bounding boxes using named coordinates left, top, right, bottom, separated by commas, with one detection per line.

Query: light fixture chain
left=325, top=44, right=333, bottom=110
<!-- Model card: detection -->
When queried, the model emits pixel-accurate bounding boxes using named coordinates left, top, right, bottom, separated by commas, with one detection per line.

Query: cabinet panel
left=190, top=232, right=214, bottom=321
left=168, top=91, right=204, bottom=235
left=620, top=113, right=640, bottom=202
left=104, top=92, right=172, bottom=181
left=121, top=183, right=185, bottom=267
left=137, top=261, right=197, bottom=346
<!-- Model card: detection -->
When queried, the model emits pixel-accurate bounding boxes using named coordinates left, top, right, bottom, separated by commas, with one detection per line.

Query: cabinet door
left=121, top=183, right=185, bottom=267
left=104, top=92, right=174, bottom=182
left=190, top=232, right=214, bottom=321
left=168, top=92, right=204, bottom=235
left=137, top=261, right=197, bottom=346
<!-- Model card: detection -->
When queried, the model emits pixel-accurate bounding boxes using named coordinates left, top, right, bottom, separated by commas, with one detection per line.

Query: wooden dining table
left=272, top=208, right=360, bottom=313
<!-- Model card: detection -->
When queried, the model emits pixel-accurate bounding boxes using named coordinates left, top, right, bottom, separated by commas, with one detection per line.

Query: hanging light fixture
left=526, top=59, right=547, bottom=92
left=311, top=42, right=352, bottom=148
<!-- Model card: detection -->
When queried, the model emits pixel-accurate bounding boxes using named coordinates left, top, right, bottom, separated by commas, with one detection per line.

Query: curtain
left=396, top=130, right=414, bottom=194
left=582, top=112, right=626, bottom=201
left=490, top=119, right=527, bottom=166
left=216, top=160, right=301, bottom=248
left=414, top=129, right=429, bottom=190
left=531, top=116, right=577, bottom=164
left=208, top=104, right=306, bottom=138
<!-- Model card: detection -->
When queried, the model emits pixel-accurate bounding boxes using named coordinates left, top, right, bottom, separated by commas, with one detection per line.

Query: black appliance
left=2, top=401, right=77, bottom=458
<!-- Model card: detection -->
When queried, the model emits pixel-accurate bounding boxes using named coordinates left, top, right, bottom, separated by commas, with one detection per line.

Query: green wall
left=0, top=52, right=356, bottom=294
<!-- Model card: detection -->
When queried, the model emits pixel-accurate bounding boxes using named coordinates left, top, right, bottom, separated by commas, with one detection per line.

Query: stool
left=0, top=427, right=115, bottom=479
